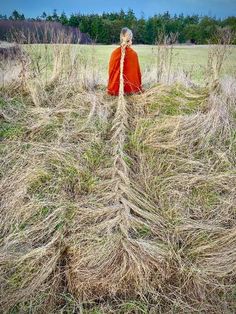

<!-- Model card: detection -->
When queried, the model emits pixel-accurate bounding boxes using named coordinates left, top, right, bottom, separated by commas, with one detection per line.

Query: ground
left=0, top=44, right=236, bottom=313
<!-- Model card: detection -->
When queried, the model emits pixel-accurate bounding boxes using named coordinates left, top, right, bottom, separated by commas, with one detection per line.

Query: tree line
left=0, top=9, right=236, bottom=44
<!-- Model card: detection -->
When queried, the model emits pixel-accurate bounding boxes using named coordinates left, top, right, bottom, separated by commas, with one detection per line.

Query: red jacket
left=107, top=46, right=143, bottom=96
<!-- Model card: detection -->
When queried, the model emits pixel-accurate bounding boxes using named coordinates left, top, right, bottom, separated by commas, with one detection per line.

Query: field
left=89, top=44, right=236, bottom=81
left=0, top=43, right=236, bottom=313
left=22, top=44, right=236, bottom=83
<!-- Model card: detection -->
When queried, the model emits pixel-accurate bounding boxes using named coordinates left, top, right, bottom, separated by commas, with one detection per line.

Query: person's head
left=120, top=27, right=133, bottom=46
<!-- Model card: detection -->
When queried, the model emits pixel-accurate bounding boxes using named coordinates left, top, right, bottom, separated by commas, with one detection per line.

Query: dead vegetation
left=0, top=39, right=236, bottom=313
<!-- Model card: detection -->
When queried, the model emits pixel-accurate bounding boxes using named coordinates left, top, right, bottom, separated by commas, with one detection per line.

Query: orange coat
left=107, top=46, right=143, bottom=96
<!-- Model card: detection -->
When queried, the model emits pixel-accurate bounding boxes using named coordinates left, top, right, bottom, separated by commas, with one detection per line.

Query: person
left=107, top=27, right=143, bottom=96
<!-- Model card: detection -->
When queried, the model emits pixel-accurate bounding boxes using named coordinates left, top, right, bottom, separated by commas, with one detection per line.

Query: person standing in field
left=107, top=27, right=143, bottom=96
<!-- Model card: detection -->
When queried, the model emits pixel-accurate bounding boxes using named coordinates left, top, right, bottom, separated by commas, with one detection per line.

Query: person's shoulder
left=111, top=46, right=121, bottom=55
left=128, top=47, right=138, bottom=56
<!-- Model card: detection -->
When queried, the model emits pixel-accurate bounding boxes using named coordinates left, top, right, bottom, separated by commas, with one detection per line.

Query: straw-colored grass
left=0, top=43, right=236, bottom=313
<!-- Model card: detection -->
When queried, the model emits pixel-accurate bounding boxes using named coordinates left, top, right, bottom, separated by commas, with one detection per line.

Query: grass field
left=23, top=44, right=236, bottom=83
left=0, top=43, right=236, bottom=313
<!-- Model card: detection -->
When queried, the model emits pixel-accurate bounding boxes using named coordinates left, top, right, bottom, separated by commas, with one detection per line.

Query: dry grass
left=0, top=42, right=236, bottom=313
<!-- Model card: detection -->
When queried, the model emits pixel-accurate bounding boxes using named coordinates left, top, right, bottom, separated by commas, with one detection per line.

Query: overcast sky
left=1, top=0, right=236, bottom=19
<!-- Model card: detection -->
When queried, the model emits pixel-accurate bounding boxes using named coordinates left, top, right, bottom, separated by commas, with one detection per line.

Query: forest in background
left=0, top=9, right=236, bottom=44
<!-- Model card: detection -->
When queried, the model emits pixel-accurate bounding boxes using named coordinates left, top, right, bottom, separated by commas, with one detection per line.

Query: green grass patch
left=82, top=141, right=106, bottom=169
left=0, top=122, right=26, bottom=140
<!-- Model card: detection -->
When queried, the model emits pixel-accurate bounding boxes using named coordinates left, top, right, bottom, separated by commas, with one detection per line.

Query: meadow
left=23, top=44, right=236, bottom=83
left=0, top=42, right=236, bottom=313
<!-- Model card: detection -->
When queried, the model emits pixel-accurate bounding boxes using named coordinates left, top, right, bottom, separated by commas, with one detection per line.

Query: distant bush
left=0, top=20, right=93, bottom=44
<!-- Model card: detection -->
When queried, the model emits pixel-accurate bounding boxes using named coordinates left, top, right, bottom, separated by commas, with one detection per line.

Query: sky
left=0, top=0, right=236, bottom=19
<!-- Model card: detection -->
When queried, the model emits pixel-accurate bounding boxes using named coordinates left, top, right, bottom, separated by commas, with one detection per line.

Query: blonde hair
left=120, top=27, right=133, bottom=46
left=119, top=27, right=133, bottom=97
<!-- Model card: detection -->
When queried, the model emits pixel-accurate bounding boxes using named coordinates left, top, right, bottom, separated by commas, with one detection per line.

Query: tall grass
left=0, top=38, right=236, bottom=313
